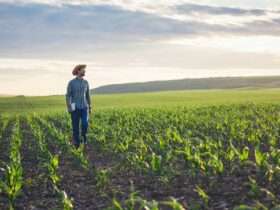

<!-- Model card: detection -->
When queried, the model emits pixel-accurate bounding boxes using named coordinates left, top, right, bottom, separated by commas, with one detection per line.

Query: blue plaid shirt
left=66, top=77, right=91, bottom=110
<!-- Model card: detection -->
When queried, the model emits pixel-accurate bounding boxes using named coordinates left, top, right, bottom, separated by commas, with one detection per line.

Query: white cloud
left=1, top=56, right=280, bottom=95
left=1, top=1, right=280, bottom=95
left=1, top=0, right=279, bottom=8
left=161, top=35, right=280, bottom=54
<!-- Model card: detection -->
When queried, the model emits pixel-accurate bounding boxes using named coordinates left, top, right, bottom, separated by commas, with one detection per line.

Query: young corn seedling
left=71, top=144, right=89, bottom=170
left=0, top=162, right=23, bottom=210
left=61, top=190, right=73, bottom=210
left=48, top=154, right=60, bottom=190
left=150, top=152, right=163, bottom=175
left=162, top=197, right=185, bottom=210
left=95, top=168, right=111, bottom=192
left=0, top=118, right=23, bottom=210
left=194, top=185, right=209, bottom=208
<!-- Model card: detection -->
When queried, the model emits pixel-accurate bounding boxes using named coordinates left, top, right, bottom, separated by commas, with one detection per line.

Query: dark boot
left=73, top=136, right=80, bottom=149
left=82, top=134, right=87, bottom=144
left=74, top=143, right=80, bottom=149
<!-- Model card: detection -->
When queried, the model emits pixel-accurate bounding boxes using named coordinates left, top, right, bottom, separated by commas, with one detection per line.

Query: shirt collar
left=75, top=76, right=84, bottom=80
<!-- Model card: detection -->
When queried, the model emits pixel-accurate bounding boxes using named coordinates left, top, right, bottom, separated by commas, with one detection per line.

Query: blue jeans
left=70, top=107, right=88, bottom=146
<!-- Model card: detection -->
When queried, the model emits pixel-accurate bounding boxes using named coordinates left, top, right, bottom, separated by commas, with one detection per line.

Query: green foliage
left=27, top=115, right=73, bottom=209
left=2, top=101, right=280, bottom=209
left=0, top=118, right=23, bottom=210
left=61, top=190, right=73, bottom=210
left=95, top=168, right=111, bottom=191
left=162, top=197, right=185, bottom=210
left=2, top=88, right=280, bottom=114
left=194, top=185, right=209, bottom=207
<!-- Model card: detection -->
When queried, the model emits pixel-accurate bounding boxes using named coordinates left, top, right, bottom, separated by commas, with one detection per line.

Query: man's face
left=78, top=68, right=86, bottom=77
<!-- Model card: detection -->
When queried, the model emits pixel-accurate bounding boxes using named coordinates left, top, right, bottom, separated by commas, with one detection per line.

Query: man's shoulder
left=68, top=78, right=77, bottom=84
left=68, top=78, right=88, bottom=84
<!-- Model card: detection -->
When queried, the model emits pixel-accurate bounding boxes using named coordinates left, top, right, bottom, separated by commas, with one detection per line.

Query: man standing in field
left=66, top=64, right=92, bottom=148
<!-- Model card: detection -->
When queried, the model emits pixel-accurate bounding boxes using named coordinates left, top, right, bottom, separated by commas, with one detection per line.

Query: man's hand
left=67, top=105, right=72, bottom=114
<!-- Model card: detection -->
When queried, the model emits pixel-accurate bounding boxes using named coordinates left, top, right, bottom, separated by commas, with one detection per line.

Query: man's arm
left=86, top=81, right=92, bottom=112
left=66, top=81, right=72, bottom=112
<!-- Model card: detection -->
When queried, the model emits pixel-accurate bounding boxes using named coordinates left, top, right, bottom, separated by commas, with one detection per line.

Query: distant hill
left=91, top=76, right=280, bottom=94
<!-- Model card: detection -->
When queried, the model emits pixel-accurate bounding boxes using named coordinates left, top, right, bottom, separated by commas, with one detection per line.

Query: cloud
left=1, top=54, right=280, bottom=96
left=0, top=1, right=280, bottom=60
left=174, top=3, right=267, bottom=16
left=1, top=1, right=280, bottom=95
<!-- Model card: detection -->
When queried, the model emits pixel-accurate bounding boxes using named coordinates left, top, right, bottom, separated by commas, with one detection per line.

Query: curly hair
left=72, top=64, right=87, bottom=76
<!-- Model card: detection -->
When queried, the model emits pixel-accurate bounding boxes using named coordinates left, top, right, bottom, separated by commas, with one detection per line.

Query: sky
left=1, top=0, right=280, bottom=95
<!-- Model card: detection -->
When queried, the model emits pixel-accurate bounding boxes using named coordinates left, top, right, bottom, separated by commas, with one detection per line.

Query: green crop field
left=0, top=89, right=280, bottom=209
left=1, top=88, right=280, bottom=114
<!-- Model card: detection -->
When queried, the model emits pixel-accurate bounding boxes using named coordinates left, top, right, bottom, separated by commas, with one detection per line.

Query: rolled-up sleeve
left=66, top=81, right=72, bottom=110
left=86, top=81, right=91, bottom=107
